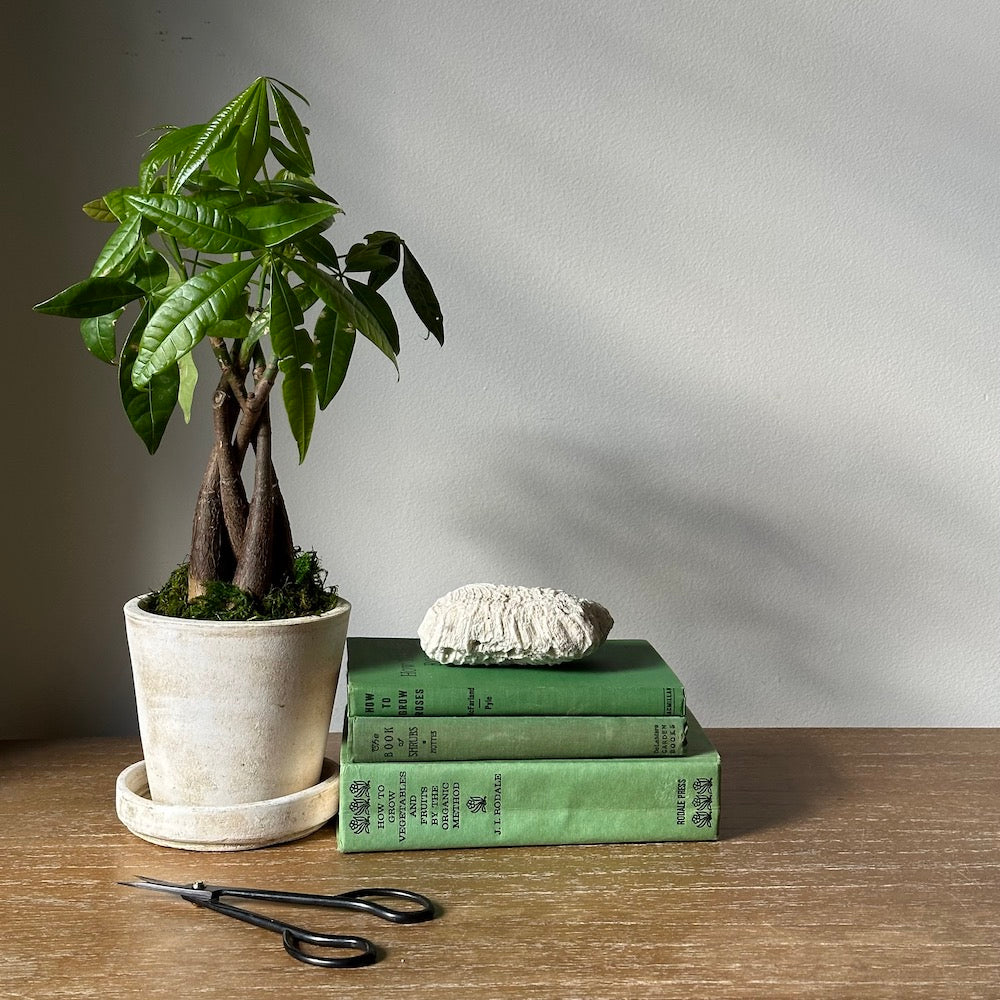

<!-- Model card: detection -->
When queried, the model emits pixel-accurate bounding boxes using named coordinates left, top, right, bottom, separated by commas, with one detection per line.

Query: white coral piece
left=418, top=584, right=614, bottom=665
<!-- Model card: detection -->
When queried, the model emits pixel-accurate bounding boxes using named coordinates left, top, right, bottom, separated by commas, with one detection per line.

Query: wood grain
left=1, top=730, right=997, bottom=999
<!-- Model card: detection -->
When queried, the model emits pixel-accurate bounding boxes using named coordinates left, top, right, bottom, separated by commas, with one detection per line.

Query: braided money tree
left=35, top=78, right=443, bottom=615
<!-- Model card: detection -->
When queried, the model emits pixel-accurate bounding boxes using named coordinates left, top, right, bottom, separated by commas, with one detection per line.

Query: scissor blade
left=119, top=876, right=213, bottom=901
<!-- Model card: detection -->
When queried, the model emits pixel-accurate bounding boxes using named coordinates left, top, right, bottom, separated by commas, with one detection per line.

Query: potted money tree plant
left=34, top=77, right=444, bottom=849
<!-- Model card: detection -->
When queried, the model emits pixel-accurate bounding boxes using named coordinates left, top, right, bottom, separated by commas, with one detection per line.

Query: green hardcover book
left=337, top=716, right=719, bottom=852
left=345, top=714, right=688, bottom=761
left=346, top=637, right=686, bottom=717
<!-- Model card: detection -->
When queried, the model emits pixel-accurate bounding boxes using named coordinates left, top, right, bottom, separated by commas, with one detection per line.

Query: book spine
left=337, top=750, right=719, bottom=852
left=347, top=682, right=684, bottom=718
left=346, top=715, right=688, bottom=761
left=345, top=638, right=686, bottom=718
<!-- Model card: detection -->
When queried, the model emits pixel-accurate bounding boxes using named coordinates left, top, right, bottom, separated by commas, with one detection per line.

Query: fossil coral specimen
left=418, top=584, right=613, bottom=665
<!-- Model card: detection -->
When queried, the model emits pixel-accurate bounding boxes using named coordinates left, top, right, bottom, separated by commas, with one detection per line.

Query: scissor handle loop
left=196, top=897, right=378, bottom=968
left=281, top=929, right=378, bottom=969
left=329, top=887, right=436, bottom=924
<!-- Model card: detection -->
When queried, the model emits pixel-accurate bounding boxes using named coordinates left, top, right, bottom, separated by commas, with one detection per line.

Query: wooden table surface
left=1, top=729, right=998, bottom=999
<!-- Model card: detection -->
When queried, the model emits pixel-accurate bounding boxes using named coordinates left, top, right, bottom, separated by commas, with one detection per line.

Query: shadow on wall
left=446, top=427, right=843, bottom=722
left=0, top=6, right=229, bottom=738
left=442, top=386, right=984, bottom=726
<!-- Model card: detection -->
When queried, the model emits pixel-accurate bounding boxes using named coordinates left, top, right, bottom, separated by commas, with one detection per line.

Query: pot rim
left=124, top=593, right=351, bottom=630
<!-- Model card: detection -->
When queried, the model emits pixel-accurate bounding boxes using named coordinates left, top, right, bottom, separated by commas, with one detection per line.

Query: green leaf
left=242, top=305, right=270, bottom=359
left=344, top=231, right=401, bottom=289
left=366, top=233, right=401, bottom=291
left=205, top=317, right=251, bottom=340
left=402, top=245, right=444, bottom=345
left=196, top=189, right=253, bottom=211
left=282, top=329, right=315, bottom=369
left=281, top=364, right=316, bottom=463
left=346, top=277, right=399, bottom=355
left=234, top=81, right=271, bottom=189
left=225, top=291, right=250, bottom=321
left=90, top=213, right=146, bottom=278
left=364, top=229, right=402, bottom=244
left=294, top=232, right=341, bottom=271
left=270, top=136, right=313, bottom=177
left=314, top=305, right=355, bottom=408
left=264, top=176, right=338, bottom=204
left=148, top=267, right=184, bottom=307
left=98, top=187, right=143, bottom=222
left=232, top=202, right=336, bottom=247
left=139, top=123, right=206, bottom=193
left=287, top=259, right=398, bottom=371
left=177, top=350, right=198, bottom=423
left=206, top=143, right=240, bottom=187
left=133, top=258, right=259, bottom=387
left=270, top=83, right=314, bottom=174
left=169, top=80, right=263, bottom=195
left=180, top=172, right=241, bottom=196
left=268, top=267, right=308, bottom=363
left=267, top=77, right=310, bottom=105
left=80, top=309, right=122, bottom=364
left=82, top=198, right=118, bottom=223
left=130, top=246, right=172, bottom=294
left=120, top=304, right=179, bottom=454
left=294, top=282, right=319, bottom=313
left=126, top=193, right=262, bottom=253
left=344, top=242, right=400, bottom=273
left=34, top=276, right=144, bottom=318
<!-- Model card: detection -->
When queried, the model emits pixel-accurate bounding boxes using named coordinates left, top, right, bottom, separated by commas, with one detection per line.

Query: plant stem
left=187, top=454, right=227, bottom=600
left=234, top=357, right=279, bottom=460
left=214, top=388, right=249, bottom=556
left=161, top=233, right=188, bottom=279
left=209, top=337, right=250, bottom=410
left=232, top=402, right=275, bottom=598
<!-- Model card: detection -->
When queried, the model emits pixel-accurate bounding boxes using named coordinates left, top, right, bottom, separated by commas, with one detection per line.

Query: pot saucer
left=115, top=758, right=340, bottom=851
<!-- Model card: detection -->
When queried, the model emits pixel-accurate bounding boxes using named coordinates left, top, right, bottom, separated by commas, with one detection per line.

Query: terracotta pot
left=123, top=596, right=350, bottom=807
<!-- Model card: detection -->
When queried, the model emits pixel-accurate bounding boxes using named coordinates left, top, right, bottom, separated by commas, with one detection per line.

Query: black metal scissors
left=120, top=876, right=436, bottom=968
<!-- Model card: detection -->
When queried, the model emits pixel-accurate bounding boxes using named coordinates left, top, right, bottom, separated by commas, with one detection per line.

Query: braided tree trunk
left=187, top=339, right=294, bottom=601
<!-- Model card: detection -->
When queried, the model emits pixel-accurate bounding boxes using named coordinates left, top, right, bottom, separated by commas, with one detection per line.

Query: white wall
left=3, top=1, right=997, bottom=736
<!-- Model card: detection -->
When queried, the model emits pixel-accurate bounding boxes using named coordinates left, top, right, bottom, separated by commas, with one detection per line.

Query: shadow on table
left=710, top=729, right=844, bottom=839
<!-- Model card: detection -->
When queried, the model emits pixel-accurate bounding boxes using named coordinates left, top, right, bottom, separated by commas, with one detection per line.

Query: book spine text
left=338, top=752, right=720, bottom=852
left=347, top=715, right=688, bottom=761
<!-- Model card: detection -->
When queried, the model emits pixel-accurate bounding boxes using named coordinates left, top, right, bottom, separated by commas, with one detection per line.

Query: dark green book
left=337, top=715, right=720, bottom=852
left=345, top=637, right=686, bottom=717
left=345, top=713, right=687, bottom=761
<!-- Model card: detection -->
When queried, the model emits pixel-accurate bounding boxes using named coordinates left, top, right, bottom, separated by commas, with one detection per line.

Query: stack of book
left=337, top=637, right=720, bottom=852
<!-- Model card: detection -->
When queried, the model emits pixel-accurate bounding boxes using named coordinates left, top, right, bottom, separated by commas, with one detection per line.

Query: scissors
left=120, top=876, right=437, bottom=968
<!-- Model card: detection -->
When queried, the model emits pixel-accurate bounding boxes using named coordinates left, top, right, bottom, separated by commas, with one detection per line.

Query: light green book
left=337, top=716, right=719, bottom=852
left=345, top=714, right=687, bottom=761
left=346, top=637, right=686, bottom=717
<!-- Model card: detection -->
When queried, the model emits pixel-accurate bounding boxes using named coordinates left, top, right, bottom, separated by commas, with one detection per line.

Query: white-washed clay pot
left=122, top=596, right=350, bottom=811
